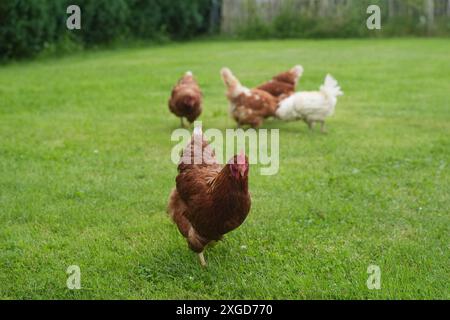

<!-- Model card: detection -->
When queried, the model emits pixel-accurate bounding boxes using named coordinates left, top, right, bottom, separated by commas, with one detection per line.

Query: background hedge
left=1, top=0, right=449, bottom=61
left=234, top=0, right=450, bottom=39
left=0, top=0, right=215, bottom=60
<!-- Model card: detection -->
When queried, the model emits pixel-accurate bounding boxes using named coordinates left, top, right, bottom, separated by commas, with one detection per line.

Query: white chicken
left=276, top=74, right=343, bottom=132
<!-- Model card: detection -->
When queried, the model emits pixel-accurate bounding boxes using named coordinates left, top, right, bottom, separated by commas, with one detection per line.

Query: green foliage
left=236, top=0, right=450, bottom=39
left=158, top=0, right=213, bottom=39
left=127, top=0, right=163, bottom=39
left=383, top=16, right=427, bottom=36
left=76, top=0, right=130, bottom=46
left=0, top=0, right=214, bottom=60
left=238, top=16, right=272, bottom=39
left=0, top=0, right=57, bottom=59
left=271, top=11, right=316, bottom=38
left=236, top=0, right=371, bottom=39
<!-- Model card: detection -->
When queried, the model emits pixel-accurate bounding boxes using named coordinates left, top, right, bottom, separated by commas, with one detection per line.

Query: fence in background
left=221, top=0, right=450, bottom=33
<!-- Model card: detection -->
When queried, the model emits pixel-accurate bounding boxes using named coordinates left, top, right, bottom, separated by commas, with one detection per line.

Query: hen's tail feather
left=291, top=65, right=304, bottom=80
left=168, top=189, right=212, bottom=253
left=320, top=74, right=343, bottom=99
left=221, top=67, right=249, bottom=97
left=220, top=68, right=235, bottom=88
left=167, top=189, right=191, bottom=238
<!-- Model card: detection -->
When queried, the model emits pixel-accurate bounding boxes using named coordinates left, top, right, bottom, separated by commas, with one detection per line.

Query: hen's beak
left=238, top=165, right=246, bottom=177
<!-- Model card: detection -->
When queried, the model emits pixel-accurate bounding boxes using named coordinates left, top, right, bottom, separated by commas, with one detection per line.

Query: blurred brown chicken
left=167, top=127, right=251, bottom=267
left=257, top=65, right=304, bottom=101
left=168, top=71, right=202, bottom=127
left=221, top=67, right=278, bottom=128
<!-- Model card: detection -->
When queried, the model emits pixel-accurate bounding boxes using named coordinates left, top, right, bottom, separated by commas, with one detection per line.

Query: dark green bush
left=2, top=0, right=448, bottom=61
left=0, top=0, right=214, bottom=60
left=0, top=0, right=58, bottom=59
left=76, top=0, right=130, bottom=46
left=127, top=0, right=163, bottom=39
left=158, top=0, right=213, bottom=39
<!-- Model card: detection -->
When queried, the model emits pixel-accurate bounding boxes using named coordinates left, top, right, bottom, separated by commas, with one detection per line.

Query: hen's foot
left=198, top=252, right=207, bottom=267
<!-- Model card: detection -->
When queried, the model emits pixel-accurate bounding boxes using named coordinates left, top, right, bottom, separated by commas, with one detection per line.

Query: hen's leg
left=198, top=252, right=207, bottom=267
left=180, top=117, right=185, bottom=128
left=306, top=120, right=314, bottom=131
left=188, top=227, right=210, bottom=267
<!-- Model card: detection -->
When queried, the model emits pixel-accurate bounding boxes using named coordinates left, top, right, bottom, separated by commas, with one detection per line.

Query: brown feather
left=167, top=131, right=251, bottom=253
left=168, top=72, right=203, bottom=123
left=221, top=68, right=278, bottom=127
left=256, top=67, right=302, bottom=99
left=228, top=89, right=278, bottom=127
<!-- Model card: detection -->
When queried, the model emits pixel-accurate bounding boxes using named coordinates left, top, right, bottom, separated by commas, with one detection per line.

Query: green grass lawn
left=0, top=39, right=449, bottom=299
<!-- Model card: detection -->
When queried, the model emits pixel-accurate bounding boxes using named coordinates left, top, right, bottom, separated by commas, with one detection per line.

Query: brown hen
left=167, top=127, right=251, bottom=267
left=257, top=65, right=304, bottom=101
left=168, top=71, right=202, bottom=127
left=221, top=68, right=278, bottom=128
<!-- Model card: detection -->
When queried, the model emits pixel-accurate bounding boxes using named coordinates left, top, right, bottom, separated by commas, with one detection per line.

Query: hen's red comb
left=237, top=150, right=246, bottom=165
